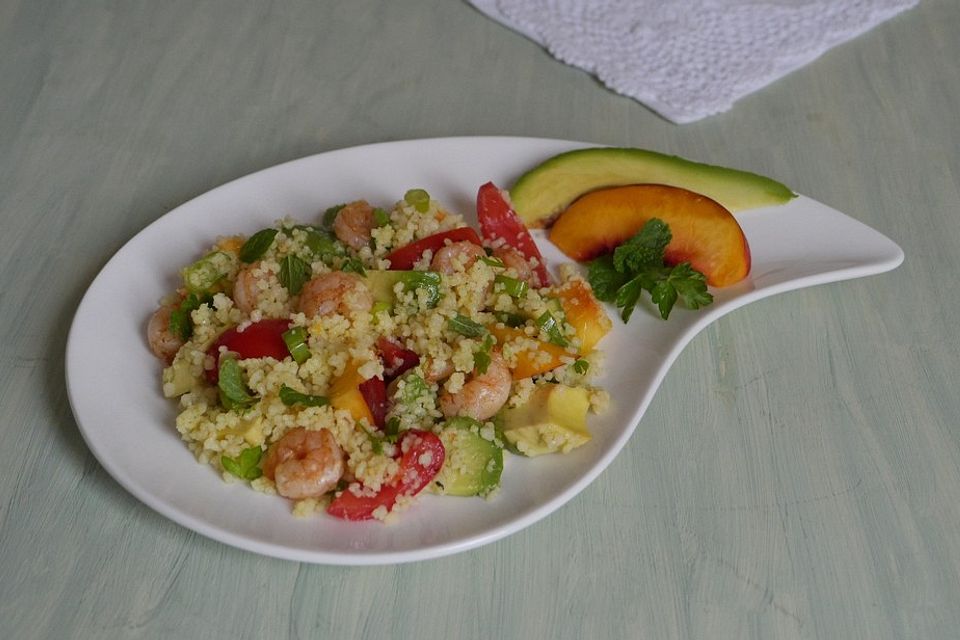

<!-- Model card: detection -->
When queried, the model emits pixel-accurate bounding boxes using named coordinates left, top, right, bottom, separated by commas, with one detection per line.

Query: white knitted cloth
left=469, top=0, right=918, bottom=123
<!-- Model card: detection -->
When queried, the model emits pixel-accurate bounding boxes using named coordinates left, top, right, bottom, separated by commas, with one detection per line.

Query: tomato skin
left=326, top=430, right=445, bottom=521
left=385, top=227, right=482, bottom=270
left=358, top=376, right=388, bottom=429
left=477, top=181, right=551, bottom=286
left=205, top=318, right=291, bottom=383
left=376, top=337, right=420, bottom=381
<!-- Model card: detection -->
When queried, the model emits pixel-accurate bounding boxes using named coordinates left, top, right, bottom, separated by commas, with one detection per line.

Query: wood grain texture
left=1, top=0, right=958, bottom=638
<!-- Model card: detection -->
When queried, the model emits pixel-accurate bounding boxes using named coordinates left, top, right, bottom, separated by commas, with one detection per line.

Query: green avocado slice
left=509, top=147, right=796, bottom=227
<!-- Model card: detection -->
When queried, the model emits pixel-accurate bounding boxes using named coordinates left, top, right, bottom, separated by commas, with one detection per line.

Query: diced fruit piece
left=510, top=147, right=796, bottom=227
left=554, top=279, right=611, bottom=353
left=477, top=182, right=551, bottom=286
left=358, top=377, right=387, bottom=429
left=550, top=185, right=751, bottom=287
left=205, top=318, right=292, bottom=383
left=431, top=417, right=503, bottom=497
left=385, top=228, right=482, bottom=270
left=329, top=359, right=377, bottom=426
left=327, top=430, right=445, bottom=520
left=376, top=337, right=420, bottom=381
left=488, top=325, right=570, bottom=380
left=162, top=359, right=196, bottom=397
left=500, top=384, right=591, bottom=456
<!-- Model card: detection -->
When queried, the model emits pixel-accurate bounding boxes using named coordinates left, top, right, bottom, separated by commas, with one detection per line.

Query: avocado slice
left=431, top=417, right=503, bottom=497
left=499, top=384, right=592, bottom=456
left=509, top=147, right=796, bottom=227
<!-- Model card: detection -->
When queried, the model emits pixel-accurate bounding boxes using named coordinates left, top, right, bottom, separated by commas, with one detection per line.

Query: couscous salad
left=148, top=183, right=610, bottom=521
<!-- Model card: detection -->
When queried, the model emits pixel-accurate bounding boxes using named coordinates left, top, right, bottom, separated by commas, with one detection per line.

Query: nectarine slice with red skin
left=548, top=184, right=751, bottom=287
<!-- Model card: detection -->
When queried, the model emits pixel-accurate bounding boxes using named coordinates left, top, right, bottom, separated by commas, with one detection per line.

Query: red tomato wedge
left=477, top=181, right=551, bottom=287
left=326, top=430, right=445, bottom=521
left=385, top=227, right=482, bottom=270
left=376, top=337, right=420, bottom=381
left=358, top=376, right=388, bottom=429
left=204, top=318, right=291, bottom=383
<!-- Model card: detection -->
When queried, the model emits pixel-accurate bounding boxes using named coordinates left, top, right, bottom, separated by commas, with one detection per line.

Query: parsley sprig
left=588, top=219, right=713, bottom=321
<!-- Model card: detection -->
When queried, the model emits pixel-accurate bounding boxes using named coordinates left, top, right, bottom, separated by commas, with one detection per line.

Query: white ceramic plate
left=66, top=137, right=904, bottom=565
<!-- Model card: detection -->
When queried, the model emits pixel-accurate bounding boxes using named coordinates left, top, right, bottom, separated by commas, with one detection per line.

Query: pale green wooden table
left=2, top=1, right=958, bottom=638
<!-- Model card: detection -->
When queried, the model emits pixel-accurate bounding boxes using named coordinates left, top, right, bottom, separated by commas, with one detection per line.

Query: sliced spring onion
left=481, top=256, right=505, bottom=268
left=279, top=384, right=329, bottom=407
left=448, top=314, right=487, bottom=338
left=181, top=251, right=233, bottom=294
left=397, top=270, right=442, bottom=308
left=494, top=274, right=528, bottom=298
left=372, top=207, right=391, bottom=227
left=282, top=327, right=311, bottom=364
left=279, top=254, right=312, bottom=294
left=238, top=228, right=278, bottom=263
left=536, top=311, right=569, bottom=347
left=573, top=359, right=590, bottom=375
left=404, top=188, right=431, bottom=213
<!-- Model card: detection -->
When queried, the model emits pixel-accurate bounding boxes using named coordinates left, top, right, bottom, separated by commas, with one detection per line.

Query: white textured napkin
left=469, top=0, right=918, bottom=123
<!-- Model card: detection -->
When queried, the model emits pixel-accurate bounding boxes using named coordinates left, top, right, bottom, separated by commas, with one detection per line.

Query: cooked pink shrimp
left=147, top=304, right=183, bottom=363
left=261, top=427, right=345, bottom=499
left=439, top=351, right=512, bottom=421
left=493, top=245, right=538, bottom=287
left=232, top=261, right=279, bottom=314
left=298, top=271, right=373, bottom=318
left=333, top=200, right=376, bottom=251
left=430, top=240, right=485, bottom=275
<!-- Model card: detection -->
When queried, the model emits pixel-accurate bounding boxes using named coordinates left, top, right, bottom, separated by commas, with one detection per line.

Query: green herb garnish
left=339, top=257, right=366, bottom=276
left=573, top=359, right=590, bottom=375
left=448, top=314, right=487, bottom=338
left=322, top=204, right=345, bottom=228
left=218, top=357, right=258, bottom=411
left=221, top=446, right=263, bottom=480
left=396, top=270, right=442, bottom=308
left=536, top=311, right=569, bottom=347
left=278, top=384, right=329, bottom=407
left=473, top=334, right=495, bottom=375
left=238, top=228, right=278, bottom=263
left=587, top=219, right=713, bottom=321
left=279, top=254, right=312, bottom=294
left=168, top=293, right=211, bottom=341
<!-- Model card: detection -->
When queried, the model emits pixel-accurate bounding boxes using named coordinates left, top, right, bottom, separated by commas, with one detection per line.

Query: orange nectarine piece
left=549, top=185, right=751, bottom=287
left=554, top=279, right=611, bottom=353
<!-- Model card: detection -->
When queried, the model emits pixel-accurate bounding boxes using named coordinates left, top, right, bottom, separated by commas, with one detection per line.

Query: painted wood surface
left=1, top=1, right=957, bottom=638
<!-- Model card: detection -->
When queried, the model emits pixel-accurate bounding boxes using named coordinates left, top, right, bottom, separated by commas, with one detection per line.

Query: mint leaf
left=222, top=446, right=263, bottom=480
left=279, top=255, right=312, bottom=294
left=239, top=228, right=278, bottom=263
left=613, top=219, right=671, bottom=273
left=587, top=255, right=628, bottom=302
left=279, top=384, right=329, bottom=407
left=218, top=357, right=258, bottom=411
